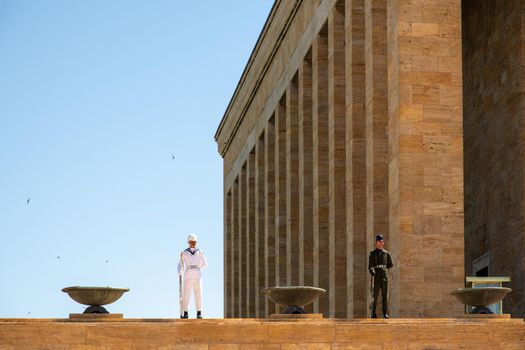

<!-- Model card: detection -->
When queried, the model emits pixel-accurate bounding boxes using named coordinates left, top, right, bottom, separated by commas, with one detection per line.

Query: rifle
left=179, top=252, right=184, bottom=318
left=369, top=275, right=374, bottom=317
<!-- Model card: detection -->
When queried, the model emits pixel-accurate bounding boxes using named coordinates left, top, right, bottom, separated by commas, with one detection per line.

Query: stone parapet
left=0, top=318, right=524, bottom=349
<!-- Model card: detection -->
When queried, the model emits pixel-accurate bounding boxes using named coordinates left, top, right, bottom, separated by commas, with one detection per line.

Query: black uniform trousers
left=372, top=276, right=388, bottom=315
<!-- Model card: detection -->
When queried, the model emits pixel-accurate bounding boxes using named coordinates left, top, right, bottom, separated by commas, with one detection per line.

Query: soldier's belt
left=187, top=265, right=200, bottom=269
left=373, top=265, right=387, bottom=269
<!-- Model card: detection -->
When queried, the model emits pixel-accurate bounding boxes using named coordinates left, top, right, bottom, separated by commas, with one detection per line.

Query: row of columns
left=223, top=0, right=464, bottom=318
left=224, top=0, right=389, bottom=318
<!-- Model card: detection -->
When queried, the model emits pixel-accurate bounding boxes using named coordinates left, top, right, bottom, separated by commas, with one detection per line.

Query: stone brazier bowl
left=450, top=287, right=511, bottom=314
left=62, top=286, right=129, bottom=314
left=264, top=286, right=326, bottom=314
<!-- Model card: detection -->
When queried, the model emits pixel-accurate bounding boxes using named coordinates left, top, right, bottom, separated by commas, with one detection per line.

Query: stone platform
left=0, top=317, right=524, bottom=349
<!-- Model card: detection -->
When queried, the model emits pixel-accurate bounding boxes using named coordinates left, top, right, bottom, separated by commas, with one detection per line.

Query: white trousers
left=183, top=277, right=202, bottom=312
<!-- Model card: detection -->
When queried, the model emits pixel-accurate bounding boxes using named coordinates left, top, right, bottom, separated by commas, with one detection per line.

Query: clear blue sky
left=0, top=0, right=273, bottom=318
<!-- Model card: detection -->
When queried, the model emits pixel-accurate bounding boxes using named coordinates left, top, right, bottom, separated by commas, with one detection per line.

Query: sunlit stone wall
left=215, top=0, right=464, bottom=318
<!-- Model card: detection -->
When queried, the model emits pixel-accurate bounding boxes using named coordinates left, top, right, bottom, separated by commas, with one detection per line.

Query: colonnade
left=224, top=0, right=387, bottom=318
left=221, top=0, right=464, bottom=318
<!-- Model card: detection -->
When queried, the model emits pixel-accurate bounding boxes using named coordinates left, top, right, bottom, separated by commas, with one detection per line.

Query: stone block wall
left=389, top=0, right=465, bottom=317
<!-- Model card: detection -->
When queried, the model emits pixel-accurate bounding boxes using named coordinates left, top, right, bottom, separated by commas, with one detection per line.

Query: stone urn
left=62, top=286, right=129, bottom=314
left=450, top=287, right=511, bottom=314
left=264, top=286, right=326, bottom=314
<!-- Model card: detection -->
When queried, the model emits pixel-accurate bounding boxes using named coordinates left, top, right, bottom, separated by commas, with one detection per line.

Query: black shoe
left=383, top=314, right=390, bottom=319
left=196, top=311, right=202, bottom=319
left=180, top=311, right=188, bottom=319
left=371, top=313, right=377, bottom=319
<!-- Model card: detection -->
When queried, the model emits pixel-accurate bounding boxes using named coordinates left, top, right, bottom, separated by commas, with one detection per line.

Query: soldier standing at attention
left=178, top=234, right=208, bottom=319
left=368, top=234, right=393, bottom=318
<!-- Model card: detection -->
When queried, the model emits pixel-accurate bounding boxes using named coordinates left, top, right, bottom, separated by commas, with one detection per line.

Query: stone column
left=230, top=185, right=235, bottom=317
left=230, top=177, right=236, bottom=317
left=224, top=189, right=232, bottom=317
left=328, top=0, right=347, bottom=318
left=387, top=0, right=464, bottom=317
left=312, top=26, right=330, bottom=317
left=286, top=77, right=300, bottom=287
left=364, top=0, right=390, bottom=315
left=345, top=0, right=367, bottom=318
left=299, top=53, right=314, bottom=300
left=246, top=151, right=256, bottom=317
left=238, top=166, right=246, bottom=316
left=265, top=119, right=277, bottom=315
left=275, top=97, right=288, bottom=289
left=365, top=0, right=389, bottom=257
left=255, top=135, right=267, bottom=317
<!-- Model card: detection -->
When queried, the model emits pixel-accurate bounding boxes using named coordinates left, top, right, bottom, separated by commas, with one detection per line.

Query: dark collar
left=185, top=247, right=199, bottom=255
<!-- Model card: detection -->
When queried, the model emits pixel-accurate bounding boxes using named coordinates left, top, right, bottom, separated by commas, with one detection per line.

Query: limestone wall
left=1, top=318, right=524, bottom=349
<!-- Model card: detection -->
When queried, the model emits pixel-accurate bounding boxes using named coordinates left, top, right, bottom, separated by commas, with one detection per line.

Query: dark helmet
left=375, top=234, right=384, bottom=241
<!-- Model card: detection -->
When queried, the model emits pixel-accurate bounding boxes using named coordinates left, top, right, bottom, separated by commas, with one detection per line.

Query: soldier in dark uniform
left=368, top=234, right=393, bottom=318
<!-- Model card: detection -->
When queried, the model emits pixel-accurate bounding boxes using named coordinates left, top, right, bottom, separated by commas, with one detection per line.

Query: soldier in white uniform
left=178, top=233, right=207, bottom=319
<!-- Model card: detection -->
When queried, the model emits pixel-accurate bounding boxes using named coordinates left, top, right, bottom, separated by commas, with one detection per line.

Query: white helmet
left=187, top=234, right=198, bottom=242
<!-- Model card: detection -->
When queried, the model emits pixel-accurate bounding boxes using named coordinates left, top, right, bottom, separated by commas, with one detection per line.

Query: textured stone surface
left=328, top=0, right=347, bottom=319
left=462, top=0, right=525, bottom=317
left=388, top=0, right=465, bottom=317
left=220, top=0, right=465, bottom=318
left=265, top=119, right=277, bottom=316
left=298, top=52, right=314, bottom=305
left=0, top=318, right=523, bottom=349
left=345, top=0, right=367, bottom=318
left=312, top=27, right=330, bottom=317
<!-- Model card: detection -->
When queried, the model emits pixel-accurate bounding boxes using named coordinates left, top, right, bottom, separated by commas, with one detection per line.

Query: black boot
left=197, top=311, right=202, bottom=319
left=180, top=311, right=188, bottom=319
left=371, top=311, right=377, bottom=319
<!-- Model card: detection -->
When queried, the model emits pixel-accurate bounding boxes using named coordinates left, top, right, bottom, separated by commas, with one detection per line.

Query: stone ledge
left=0, top=316, right=521, bottom=324
left=0, top=317, right=523, bottom=349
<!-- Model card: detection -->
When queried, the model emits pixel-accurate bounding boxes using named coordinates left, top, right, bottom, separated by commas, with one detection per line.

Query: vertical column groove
left=225, top=190, right=232, bottom=317
left=275, top=98, right=288, bottom=289
left=328, top=0, right=348, bottom=318
left=312, top=24, right=330, bottom=317
left=286, top=76, right=300, bottom=287
left=232, top=179, right=239, bottom=317
left=345, top=0, right=367, bottom=318
left=247, top=151, right=256, bottom=317
left=265, top=119, right=276, bottom=315
left=255, top=135, right=266, bottom=317
left=299, top=51, right=314, bottom=305
left=239, top=166, right=246, bottom=316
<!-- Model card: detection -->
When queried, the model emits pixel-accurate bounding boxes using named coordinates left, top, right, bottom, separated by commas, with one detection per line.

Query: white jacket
left=177, top=248, right=207, bottom=278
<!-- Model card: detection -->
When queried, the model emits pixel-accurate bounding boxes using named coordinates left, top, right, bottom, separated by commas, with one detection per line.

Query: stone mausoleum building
left=215, top=0, right=525, bottom=318
left=4, top=2, right=525, bottom=349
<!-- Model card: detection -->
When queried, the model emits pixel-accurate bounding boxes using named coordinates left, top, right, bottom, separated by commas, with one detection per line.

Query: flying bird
left=26, top=198, right=30, bottom=204
left=171, top=154, right=175, bottom=160
left=105, top=260, right=109, bottom=263
left=57, top=256, right=61, bottom=259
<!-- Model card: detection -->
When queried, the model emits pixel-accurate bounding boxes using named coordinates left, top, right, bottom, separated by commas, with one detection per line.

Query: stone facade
left=215, top=0, right=511, bottom=318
